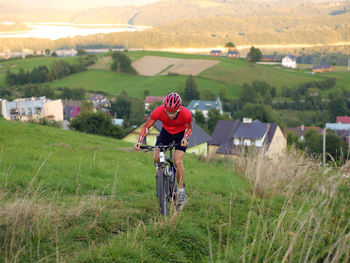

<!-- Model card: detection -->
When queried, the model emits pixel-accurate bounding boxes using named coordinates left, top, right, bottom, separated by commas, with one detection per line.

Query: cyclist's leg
left=174, top=150, right=185, bottom=188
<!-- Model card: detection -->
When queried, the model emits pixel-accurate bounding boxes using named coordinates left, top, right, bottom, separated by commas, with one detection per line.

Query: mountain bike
left=140, top=143, right=178, bottom=216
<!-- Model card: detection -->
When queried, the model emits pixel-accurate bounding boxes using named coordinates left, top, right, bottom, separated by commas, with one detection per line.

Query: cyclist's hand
left=181, top=138, right=188, bottom=147
left=134, top=143, right=141, bottom=151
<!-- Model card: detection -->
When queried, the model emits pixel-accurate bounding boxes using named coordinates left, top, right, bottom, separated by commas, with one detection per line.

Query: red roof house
left=336, top=116, right=350, bottom=124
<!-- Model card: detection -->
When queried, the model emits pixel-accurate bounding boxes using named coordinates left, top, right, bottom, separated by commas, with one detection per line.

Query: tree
left=51, top=52, right=57, bottom=57
left=183, top=75, right=200, bottom=103
left=111, top=51, right=136, bottom=74
left=50, top=60, right=71, bottom=79
left=207, top=108, right=231, bottom=133
left=77, top=48, right=87, bottom=56
left=201, top=89, right=216, bottom=100
left=329, top=96, right=348, bottom=122
left=240, top=103, right=274, bottom=123
left=80, top=100, right=93, bottom=113
left=111, top=92, right=132, bottom=119
left=225, top=42, right=235, bottom=48
left=44, top=48, right=51, bottom=56
left=248, top=46, right=262, bottom=63
left=194, top=111, right=206, bottom=128
left=69, top=112, right=124, bottom=139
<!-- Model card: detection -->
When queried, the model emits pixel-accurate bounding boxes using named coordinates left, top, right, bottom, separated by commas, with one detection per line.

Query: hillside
left=1, top=0, right=350, bottom=52
left=0, top=119, right=349, bottom=262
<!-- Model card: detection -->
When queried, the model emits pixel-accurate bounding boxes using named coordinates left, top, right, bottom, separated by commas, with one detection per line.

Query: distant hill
left=1, top=0, right=350, bottom=51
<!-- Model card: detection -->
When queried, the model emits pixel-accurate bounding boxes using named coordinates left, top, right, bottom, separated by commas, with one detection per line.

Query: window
left=234, top=138, right=240, bottom=146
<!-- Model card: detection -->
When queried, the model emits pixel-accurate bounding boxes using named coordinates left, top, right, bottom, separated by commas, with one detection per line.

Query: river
left=0, top=22, right=150, bottom=40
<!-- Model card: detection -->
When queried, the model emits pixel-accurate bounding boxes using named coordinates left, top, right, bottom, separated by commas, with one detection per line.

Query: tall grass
left=233, top=148, right=350, bottom=262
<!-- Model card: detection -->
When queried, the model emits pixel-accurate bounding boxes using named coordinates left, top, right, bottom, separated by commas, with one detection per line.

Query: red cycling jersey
left=137, top=105, right=193, bottom=144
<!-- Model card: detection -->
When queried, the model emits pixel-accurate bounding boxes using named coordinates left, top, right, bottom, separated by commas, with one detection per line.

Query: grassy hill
left=0, top=119, right=349, bottom=262
left=49, top=51, right=348, bottom=99
left=0, top=56, right=77, bottom=86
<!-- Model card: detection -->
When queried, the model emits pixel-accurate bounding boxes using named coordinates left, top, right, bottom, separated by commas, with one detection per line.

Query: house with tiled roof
left=209, top=50, right=222, bottom=57
left=88, top=94, right=110, bottom=108
left=336, top=116, right=350, bottom=124
left=187, top=97, right=223, bottom=118
left=227, top=50, right=240, bottom=58
left=209, top=118, right=286, bottom=159
left=144, top=96, right=165, bottom=110
left=123, top=121, right=211, bottom=156
left=284, top=125, right=323, bottom=141
left=312, top=64, right=333, bottom=73
left=261, top=55, right=276, bottom=62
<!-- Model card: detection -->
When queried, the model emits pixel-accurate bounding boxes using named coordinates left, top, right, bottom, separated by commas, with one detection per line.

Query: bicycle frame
left=140, top=143, right=178, bottom=216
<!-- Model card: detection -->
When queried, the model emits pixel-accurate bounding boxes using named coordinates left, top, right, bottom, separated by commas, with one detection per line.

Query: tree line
left=4, top=54, right=97, bottom=87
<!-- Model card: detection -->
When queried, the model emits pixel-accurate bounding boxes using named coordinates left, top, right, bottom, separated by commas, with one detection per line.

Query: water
left=0, top=22, right=149, bottom=40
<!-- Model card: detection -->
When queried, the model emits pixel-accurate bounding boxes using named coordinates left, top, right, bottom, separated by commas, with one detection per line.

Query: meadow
left=1, top=51, right=349, bottom=100
left=0, top=119, right=349, bottom=262
left=0, top=56, right=77, bottom=86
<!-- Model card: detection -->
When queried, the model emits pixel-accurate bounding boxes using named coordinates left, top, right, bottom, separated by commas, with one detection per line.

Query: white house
left=282, top=55, right=297, bottom=69
left=1, top=97, right=63, bottom=122
left=187, top=97, right=223, bottom=119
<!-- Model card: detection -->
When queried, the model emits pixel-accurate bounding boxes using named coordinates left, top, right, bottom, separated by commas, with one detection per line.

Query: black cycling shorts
left=156, top=128, right=187, bottom=152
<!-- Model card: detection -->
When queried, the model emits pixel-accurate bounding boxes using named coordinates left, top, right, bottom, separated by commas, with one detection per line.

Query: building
left=227, top=50, right=240, bottom=58
left=261, top=55, right=276, bottom=62
left=312, top=64, right=333, bottom=73
left=336, top=116, right=350, bottom=124
left=1, top=97, right=63, bottom=122
left=282, top=55, right=297, bottom=68
left=144, top=96, right=164, bottom=110
left=55, top=49, right=78, bottom=57
left=209, top=50, right=222, bottom=57
left=88, top=94, right=110, bottom=108
left=209, top=118, right=286, bottom=159
left=187, top=97, right=223, bottom=118
left=285, top=125, right=323, bottom=141
left=123, top=121, right=211, bottom=156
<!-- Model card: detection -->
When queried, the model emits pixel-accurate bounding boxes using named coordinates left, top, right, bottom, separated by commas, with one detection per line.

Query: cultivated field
left=132, top=55, right=220, bottom=76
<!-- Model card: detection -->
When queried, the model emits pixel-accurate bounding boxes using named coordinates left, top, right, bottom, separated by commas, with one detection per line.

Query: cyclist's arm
left=183, top=121, right=193, bottom=140
left=137, top=117, right=156, bottom=145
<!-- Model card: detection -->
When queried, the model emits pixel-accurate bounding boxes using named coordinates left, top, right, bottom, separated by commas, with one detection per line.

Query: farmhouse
left=312, top=64, right=333, bottom=73
left=123, top=121, right=211, bottom=156
left=227, top=50, right=240, bottom=58
left=144, top=96, right=165, bottom=110
left=282, top=55, right=297, bottom=68
left=261, top=55, right=276, bottom=62
left=285, top=125, right=323, bottom=141
left=1, top=97, right=63, bottom=122
left=209, top=118, right=286, bottom=159
left=88, top=94, right=110, bottom=108
left=187, top=97, right=223, bottom=118
left=209, top=50, right=222, bottom=57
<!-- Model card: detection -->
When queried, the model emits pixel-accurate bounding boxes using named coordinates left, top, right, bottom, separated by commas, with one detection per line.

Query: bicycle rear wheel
left=156, top=167, right=169, bottom=216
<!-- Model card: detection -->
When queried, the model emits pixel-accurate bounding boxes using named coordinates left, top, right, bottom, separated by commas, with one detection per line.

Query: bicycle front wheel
left=156, top=167, right=169, bottom=216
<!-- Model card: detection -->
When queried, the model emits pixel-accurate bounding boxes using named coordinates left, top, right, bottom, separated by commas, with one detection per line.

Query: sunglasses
left=165, top=109, right=180, bottom=114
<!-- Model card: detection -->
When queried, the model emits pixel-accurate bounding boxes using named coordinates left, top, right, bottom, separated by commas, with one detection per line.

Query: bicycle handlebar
left=139, top=144, right=180, bottom=151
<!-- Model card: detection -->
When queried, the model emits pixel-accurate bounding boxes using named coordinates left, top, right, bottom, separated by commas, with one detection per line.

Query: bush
left=69, top=112, right=124, bottom=139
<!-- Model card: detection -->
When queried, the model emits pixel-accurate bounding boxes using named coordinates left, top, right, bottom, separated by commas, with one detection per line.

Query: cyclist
left=134, top=92, right=193, bottom=206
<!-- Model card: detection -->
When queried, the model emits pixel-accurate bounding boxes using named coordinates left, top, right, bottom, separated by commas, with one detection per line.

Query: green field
left=1, top=119, right=348, bottom=262
left=0, top=56, right=77, bottom=86
left=50, top=69, right=240, bottom=98
left=1, top=51, right=349, bottom=100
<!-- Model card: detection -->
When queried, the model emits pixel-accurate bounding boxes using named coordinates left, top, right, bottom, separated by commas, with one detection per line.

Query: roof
left=210, top=50, right=222, bottom=53
left=228, top=51, right=239, bottom=54
left=209, top=120, right=240, bottom=146
left=262, top=55, right=275, bottom=59
left=153, top=120, right=211, bottom=148
left=187, top=99, right=223, bottom=112
left=6, top=98, right=45, bottom=116
left=336, top=116, right=350, bottom=124
left=145, top=96, right=164, bottom=104
left=210, top=120, right=282, bottom=155
left=234, top=120, right=268, bottom=139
